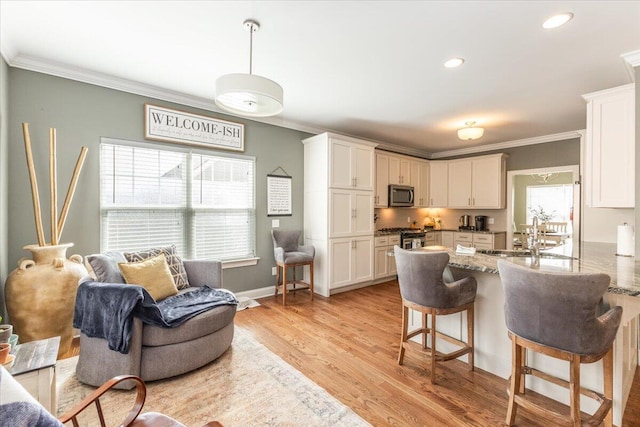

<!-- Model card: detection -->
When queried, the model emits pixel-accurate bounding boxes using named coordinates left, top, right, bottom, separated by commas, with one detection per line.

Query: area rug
left=56, top=327, right=370, bottom=427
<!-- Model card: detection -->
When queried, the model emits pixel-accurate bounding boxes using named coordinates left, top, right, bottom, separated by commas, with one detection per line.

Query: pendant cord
left=248, top=24, right=253, bottom=75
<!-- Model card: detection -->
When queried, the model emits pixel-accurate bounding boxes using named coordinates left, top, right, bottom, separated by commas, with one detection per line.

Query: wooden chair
left=271, top=229, right=315, bottom=305
left=59, top=375, right=223, bottom=427
left=497, top=261, right=622, bottom=427
left=394, top=246, right=477, bottom=383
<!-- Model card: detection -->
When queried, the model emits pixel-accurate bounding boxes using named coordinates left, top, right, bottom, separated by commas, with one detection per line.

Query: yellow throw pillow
left=118, top=253, right=178, bottom=301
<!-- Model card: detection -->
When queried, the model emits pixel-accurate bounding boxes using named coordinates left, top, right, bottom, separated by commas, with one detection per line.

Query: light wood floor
left=235, top=280, right=640, bottom=427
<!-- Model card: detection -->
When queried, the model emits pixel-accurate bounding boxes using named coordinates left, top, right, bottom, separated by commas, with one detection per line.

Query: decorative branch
left=22, top=123, right=45, bottom=246
left=57, top=146, right=88, bottom=242
left=49, top=128, right=58, bottom=245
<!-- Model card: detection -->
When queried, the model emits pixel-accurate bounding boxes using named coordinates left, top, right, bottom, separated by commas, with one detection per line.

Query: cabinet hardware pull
left=468, top=198, right=471, bottom=205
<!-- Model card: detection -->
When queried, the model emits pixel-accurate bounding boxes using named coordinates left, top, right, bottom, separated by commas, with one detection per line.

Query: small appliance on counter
left=459, top=215, right=474, bottom=231
left=474, top=215, right=488, bottom=232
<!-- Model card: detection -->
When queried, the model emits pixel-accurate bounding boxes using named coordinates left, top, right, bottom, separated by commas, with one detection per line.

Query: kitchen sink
left=476, top=249, right=574, bottom=260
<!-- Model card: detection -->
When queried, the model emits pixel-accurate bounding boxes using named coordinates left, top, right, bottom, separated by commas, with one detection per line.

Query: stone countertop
left=414, top=242, right=640, bottom=297
left=375, top=229, right=506, bottom=236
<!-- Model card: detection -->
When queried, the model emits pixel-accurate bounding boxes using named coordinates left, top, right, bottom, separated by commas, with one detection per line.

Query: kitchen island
left=405, top=242, right=638, bottom=426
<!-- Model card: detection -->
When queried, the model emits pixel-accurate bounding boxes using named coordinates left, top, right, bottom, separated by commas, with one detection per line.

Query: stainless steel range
left=378, top=227, right=426, bottom=249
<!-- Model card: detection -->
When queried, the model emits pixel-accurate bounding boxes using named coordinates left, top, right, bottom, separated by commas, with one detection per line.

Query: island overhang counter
left=401, top=242, right=639, bottom=426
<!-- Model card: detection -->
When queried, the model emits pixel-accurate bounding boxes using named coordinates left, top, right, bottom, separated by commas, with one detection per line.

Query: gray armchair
left=394, top=246, right=477, bottom=383
left=77, top=259, right=235, bottom=390
left=497, top=260, right=622, bottom=427
left=271, top=229, right=315, bottom=305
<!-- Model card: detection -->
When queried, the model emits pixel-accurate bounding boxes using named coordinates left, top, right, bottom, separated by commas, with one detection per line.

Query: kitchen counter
left=374, top=228, right=506, bottom=236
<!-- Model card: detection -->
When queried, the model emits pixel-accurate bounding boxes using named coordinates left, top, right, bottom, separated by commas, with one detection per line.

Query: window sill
left=222, top=257, right=260, bottom=269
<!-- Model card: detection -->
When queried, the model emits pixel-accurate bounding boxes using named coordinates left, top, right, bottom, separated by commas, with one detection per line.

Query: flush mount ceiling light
left=457, top=121, right=484, bottom=141
left=444, top=57, right=465, bottom=68
left=542, top=12, right=574, bottom=29
left=215, top=19, right=283, bottom=117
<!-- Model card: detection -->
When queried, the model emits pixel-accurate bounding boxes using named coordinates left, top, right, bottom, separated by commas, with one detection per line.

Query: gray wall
left=0, top=57, right=8, bottom=319
left=6, top=68, right=311, bottom=294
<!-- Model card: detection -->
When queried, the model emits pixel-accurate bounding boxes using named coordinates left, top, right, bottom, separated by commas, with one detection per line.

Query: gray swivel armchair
left=394, top=246, right=477, bottom=383
left=497, top=260, right=622, bottom=427
left=271, top=229, right=315, bottom=305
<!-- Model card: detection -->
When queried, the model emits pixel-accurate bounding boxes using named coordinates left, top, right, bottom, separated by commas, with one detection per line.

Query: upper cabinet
left=375, top=152, right=390, bottom=207
left=429, top=161, right=448, bottom=207
left=411, top=159, right=430, bottom=207
left=583, top=84, right=635, bottom=208
left=389, top=155, right=411, bottom=185
left=447, top=154, right=507, bottom=209
left=375, top=151, right=428, bottom=207
left=329, top=136, right=375, bottom=190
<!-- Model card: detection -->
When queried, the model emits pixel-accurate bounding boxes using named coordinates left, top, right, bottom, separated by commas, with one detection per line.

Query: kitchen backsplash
left=375, top=207, right=508, bottom=231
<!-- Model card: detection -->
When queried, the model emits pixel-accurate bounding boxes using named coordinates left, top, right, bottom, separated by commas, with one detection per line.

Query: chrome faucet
left=529, top=216, right=540, bottom=260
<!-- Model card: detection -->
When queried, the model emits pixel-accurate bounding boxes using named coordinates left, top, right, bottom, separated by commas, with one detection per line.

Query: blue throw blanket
left=73, top=281, right=238, bottom=354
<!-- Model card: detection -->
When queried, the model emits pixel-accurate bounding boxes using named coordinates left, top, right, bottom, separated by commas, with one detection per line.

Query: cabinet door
left=375, top=153, right=390, bottom=207
left=586, top=86, right=635, bottom=207
left=411, top=160, right=430, bottom=207
left=448, top=160, right=473, bottom=208
left=329, top=138, right=353, bottom=189
left=389, top=155, right=402, bottom=185
left=388, top=246, right=398, bottom=275
left=454, top=232, right=473, bottom=246
left=329, top=238, right=353, bottom=288
left=353, top=236, right=374, bottom=283
left=329, top=190, right=353, bottom=237
left=353, top=192, right=374, bottom=235
left=400, top=158, right=411, bottom=185
left=374, top=246, right=389, bottom=279
left=429, top=161, right=448, bottom=207
left=353, top=145, right=374, bottom=190
left=472, top=156, right=504, bottom=208
left=441, top=231, right=454, bottom=248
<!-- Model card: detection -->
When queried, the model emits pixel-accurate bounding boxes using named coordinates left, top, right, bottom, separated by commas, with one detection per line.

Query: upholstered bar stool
left=271, top=230, right=315, bottom=305
left=394, top=246, right=477, bottom=383
left=497, top=260, right=622, bottom=427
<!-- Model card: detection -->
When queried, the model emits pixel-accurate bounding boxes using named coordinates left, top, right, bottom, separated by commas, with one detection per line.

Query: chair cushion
left=85, top=251, right=127, bottom=283
left=272, top=230, right=301, bottom=252
left=142, top=296, right=236, bottom=346
left=282, top=251, right=314, bottom=264
left=119, top=254, right=179, bottom=301
left=124, top=245, right=190, bottom=290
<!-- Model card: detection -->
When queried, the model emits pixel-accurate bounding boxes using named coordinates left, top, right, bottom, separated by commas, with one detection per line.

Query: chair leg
left=430, top=312, right=437, bottom=383
left=569, top=354, right=581, bottom=427
left=519, top=345, right=526, bottom=394
left=603, top=347, right=614, bottom=427
left=506, top=338, right=522, bottom=426
left=309, top=261, right=314, bottom=301
left=398, top=303, right=408, bottom=365
left=282, top=265, right=287, bottom=305
left=275, top=265, right=280, bottom=296
left=422, top=312, right=427, bottom=349
left=467, top=305, right=474, bottom=371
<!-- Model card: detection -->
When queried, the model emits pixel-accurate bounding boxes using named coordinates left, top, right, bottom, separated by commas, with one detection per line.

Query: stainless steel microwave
left=388, top=184, right=414, bottom=207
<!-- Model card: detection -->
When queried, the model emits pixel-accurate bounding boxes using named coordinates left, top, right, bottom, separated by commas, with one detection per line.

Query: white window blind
left=100, top=142, right=255, bottom=261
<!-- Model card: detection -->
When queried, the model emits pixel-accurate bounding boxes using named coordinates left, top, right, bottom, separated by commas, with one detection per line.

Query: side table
left=8, top=336, right=60, bottom=413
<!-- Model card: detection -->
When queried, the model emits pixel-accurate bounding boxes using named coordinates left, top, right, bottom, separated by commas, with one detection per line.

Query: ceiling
left=1, top=1, right=639, bottom=155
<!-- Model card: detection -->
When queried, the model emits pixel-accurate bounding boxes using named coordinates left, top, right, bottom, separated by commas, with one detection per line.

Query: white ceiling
left=1, top=1, right=639, bottom=155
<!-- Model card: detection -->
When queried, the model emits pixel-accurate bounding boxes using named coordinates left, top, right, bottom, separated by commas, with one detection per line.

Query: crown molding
left=429, top=130, right=584, bottom=159
left=622, top=49, right=640, bottom=81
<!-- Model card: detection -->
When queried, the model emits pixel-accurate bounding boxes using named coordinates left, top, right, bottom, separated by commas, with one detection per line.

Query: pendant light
left=215, top=20, right=283, bottom=117
left=457, top=121, right=484, bottom=141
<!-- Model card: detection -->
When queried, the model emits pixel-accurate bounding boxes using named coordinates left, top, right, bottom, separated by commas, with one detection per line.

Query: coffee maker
left=459, top=215, right=472, bottom=230
left=475, top=215, right=488, bottom=231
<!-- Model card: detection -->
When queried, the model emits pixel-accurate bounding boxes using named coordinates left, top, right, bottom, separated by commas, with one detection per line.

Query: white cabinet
left=453, top=232, right=506, bottom=249
left=329, top=190, right=373, bottom=237
left=411, top=159, right=430, bottom=207
left=389, top=155, right=411, bottom=185
left=454, top=232, right=474, bottom=247
left=374, top=234, right=400, bottom=280
left=375, top=152, right=390, bottom=207
left=429, top=161, right=448, bottom=207
left=330, top=236, right=374, bottom=289
left=303, top=133, right=377, bottom=297
left=441, top=231, right=454, bottom=248
left=447, top=154, right=507, bottom=209
left=329, top=136, right=375, bottom=191
left=583, top=84, right=635, bottom=208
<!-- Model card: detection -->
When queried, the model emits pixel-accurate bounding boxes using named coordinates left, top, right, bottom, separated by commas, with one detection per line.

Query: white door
left=329, top=138, right=353, bottom=189
left=375, top=153, right=389, bottom=207
left=441, top=231, right=454, bottom=248
left=353, top=145, right=374, bottom=190
left=329, top=189, right=353, bottom=237
left=353, top=236, right=374, bottom=283
left=389, top=155, right=401, bottom=185
left=388, top=246, right=398, bottom=275
left=329, top=238, right=353, bottom=289
left=353, top=192, right=373, bottom=235
left=448, top=160, right=472, bottom=208
left=412, top=160, right=429, bottom=207
left=400, top=158, right=411, bottom=185
left=429, top=161, right=448, bottom=207
left=472, top=156, right=503, bottom=208
left=374, top=246, right=389, bottom=279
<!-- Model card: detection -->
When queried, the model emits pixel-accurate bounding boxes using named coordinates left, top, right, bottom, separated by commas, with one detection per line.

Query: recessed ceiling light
left=444, top=58, right=465, bottom=68
left=542, top=12, right=574, bottom=29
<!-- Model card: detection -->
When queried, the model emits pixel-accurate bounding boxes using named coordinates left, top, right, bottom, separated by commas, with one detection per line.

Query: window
left=526, top=184, right=573, bottom=225
left=100, top=140, right=256, bottom=263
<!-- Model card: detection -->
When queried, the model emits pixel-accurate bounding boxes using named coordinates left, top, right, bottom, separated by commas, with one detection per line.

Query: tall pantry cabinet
left=303, top=133, right=377, bottom=297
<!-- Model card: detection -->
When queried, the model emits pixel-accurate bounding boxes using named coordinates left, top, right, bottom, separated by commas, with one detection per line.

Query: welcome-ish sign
left=144, top=104, right=244, bottom=152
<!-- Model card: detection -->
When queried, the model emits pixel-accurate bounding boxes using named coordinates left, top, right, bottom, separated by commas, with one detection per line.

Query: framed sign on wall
left=267, top=168, right=292, bottom=216
left=144, top=103, right=244, bottom=152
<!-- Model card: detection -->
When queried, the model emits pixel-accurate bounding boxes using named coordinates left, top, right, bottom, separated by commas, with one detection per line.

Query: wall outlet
left=271, top=267, right=277, bottom=276
left=271, top=219, right=280, bottom=228
left=488, top=217, right=495, bottom=225
left=407, top=216, right=411, bottom=223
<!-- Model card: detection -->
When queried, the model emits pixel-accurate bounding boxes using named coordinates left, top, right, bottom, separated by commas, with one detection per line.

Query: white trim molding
left=430, top=130, right=584, bottom=159
left=622, top=49, right=640, bottom=81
